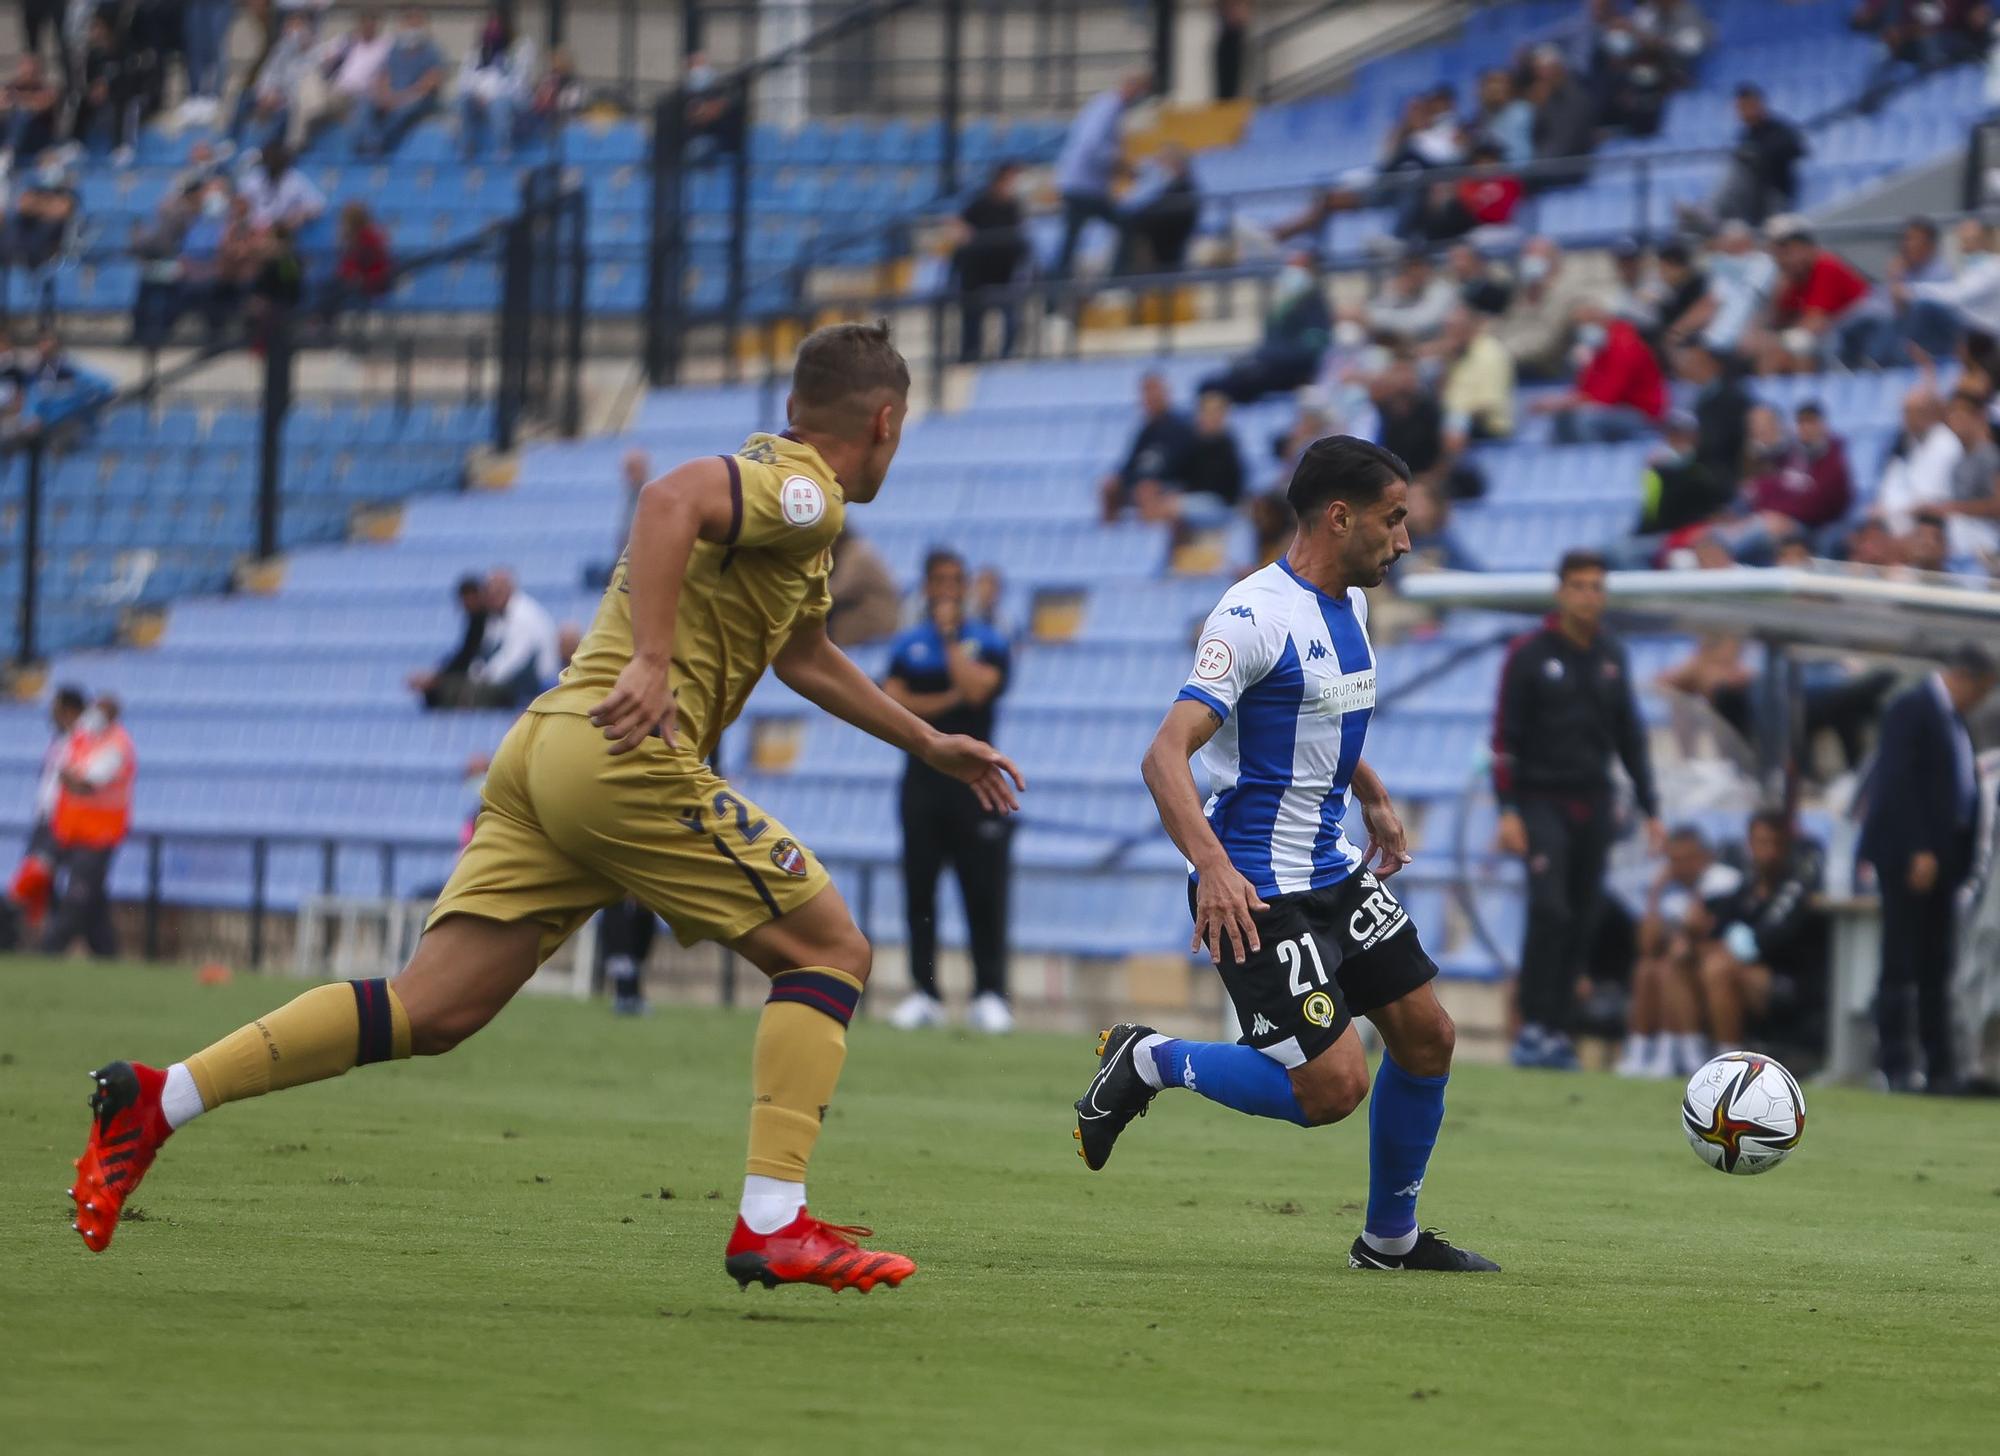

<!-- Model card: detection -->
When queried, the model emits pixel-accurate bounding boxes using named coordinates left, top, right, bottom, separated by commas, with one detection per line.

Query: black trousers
left=1516, top=794, right=1615, bottom=1032
left=1875, top=875, right=1960, bottom=1087
left=900, top=768, right=1011, bottom=999
left=599, top=897, right=656, bottom=991
left=43, top=843, right=117, bottom=958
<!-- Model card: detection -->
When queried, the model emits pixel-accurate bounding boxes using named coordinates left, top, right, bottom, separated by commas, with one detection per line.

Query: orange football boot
left=724, top=1210, right=916, bottom=1293
left=69, top=1061, right=173, bottom=1252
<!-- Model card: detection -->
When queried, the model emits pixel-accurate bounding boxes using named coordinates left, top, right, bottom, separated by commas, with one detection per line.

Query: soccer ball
left=1681, top=1052, right=1806, bottom=1175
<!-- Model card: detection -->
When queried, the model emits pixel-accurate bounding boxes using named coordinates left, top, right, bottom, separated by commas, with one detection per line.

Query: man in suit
left=1861, top=646, right=1997, bottom=1093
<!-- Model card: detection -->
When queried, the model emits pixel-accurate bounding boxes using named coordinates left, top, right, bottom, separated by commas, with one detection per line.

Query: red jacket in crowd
left=337, top=222, right=394, bottom=298
left=1457, top=173, right=1522, bottom=226
left=1577, top=319, right=1667, bottom=419
left=1744, top=437, right=1854, bottom=527
left=1773, top=250, right=1868, bottom=326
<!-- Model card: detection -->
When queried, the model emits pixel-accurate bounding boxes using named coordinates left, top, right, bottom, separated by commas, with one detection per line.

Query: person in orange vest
left=9, top=682, right=85, bottom=933
left=44, top=693, right=136, bottom=958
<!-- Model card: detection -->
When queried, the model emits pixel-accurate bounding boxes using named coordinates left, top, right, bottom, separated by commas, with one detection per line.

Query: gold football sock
left=745, top=968, right=864, bottom=1181
left=184, top=979, right=411, bottom=1112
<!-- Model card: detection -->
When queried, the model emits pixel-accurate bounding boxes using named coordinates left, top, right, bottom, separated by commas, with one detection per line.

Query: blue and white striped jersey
left=1174, top=559, right=1376, bottom=900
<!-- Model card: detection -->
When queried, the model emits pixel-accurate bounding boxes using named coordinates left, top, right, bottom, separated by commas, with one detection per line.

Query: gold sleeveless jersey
left=532, top=432, right=845, bottom=761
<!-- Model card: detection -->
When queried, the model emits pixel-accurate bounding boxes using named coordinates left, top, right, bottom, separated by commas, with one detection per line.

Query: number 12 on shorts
left=1278, top=932, right=1329, bottom=996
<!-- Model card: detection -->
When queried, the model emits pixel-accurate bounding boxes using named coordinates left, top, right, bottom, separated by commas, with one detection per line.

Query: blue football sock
left=1365, top=1053, right=1448, bottom=1245
left=1149, top=1039, right=1311, bottom=1126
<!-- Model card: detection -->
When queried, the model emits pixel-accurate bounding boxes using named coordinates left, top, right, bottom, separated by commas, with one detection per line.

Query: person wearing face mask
left=357, top=7, right=444, bottom=159
left=1492, top=236, right=1594, bottom=380
left=130, top=183, right=198, bottom=348
left=177, top=181, right=245, bottom=344
left=1198, top=251, right=1333, bottom=403
left=457, top=5, right=536, bottom=161
left=233, top=11, right=318, bottom=155
left=1527, top=300, right=1666, bottom=444
left=0, top=150, right=77, bottom=271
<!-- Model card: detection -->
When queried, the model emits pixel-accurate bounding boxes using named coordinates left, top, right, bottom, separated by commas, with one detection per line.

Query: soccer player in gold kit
left=69, top=323, right=1024, bottom=1292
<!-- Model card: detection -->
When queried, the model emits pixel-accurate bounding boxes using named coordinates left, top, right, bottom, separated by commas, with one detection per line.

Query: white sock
left=739, top=1175, right=806, bottom=1234
left=160, top=1062, right=206, bottom=1130
left=1675, top=1033, right=1709, bottom=1068
left=1641, top=1033, right=1671, bottom=1071
left=1619, top=1032, right=1645, bottom=1063
left=1131, top=1034, right=1168, bottom=1090
left=1362, top=1227, right=1419, bottom=1257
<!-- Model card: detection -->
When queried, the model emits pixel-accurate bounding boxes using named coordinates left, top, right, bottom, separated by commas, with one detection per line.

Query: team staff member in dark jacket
left=1697, top=810, right=1829, bottom=1051
left=1493, top=549, right=1664, bottom=1069
left=1859, top=646, right=1996, bottom=1093
left=882, top=550, right=1015, bottom=1034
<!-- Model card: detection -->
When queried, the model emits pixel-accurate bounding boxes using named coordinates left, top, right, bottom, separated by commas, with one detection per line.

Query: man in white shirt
left=1700, top=220, right=1779, bottom=354
left=299, top=7, right=394, bottom=147
left=239, top=145, right=326, bottom=232
left=468, top=567, right=559, bottom=708
left=1876, top=385, right=1962, bottom=532
left=1898, top=218, right=2000, bottom=357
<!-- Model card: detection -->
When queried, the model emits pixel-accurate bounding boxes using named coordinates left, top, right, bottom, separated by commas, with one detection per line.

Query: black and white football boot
left=1073, top=1023, right=1159, bottom=1171
left=1349, top=1229, right=1501, bottom=1272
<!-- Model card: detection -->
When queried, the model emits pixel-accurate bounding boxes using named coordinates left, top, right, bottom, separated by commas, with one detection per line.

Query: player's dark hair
left=1285, top=436, right=1410, bottom=527
left=790, top=320, right=909, bottom=434
left=1557, top=548, right=1609, bottom=581
left=1668, top=825, right=1708, bottom=850
left=1657, top=241, right=1690, bottom=267
left=1747, top=809, right=1791, bottom=842
left=922, top=547, right=964, bottom=579
left=1795, top=400, right=1823, bottom=421
left=53, top=683, right=85, bottom=714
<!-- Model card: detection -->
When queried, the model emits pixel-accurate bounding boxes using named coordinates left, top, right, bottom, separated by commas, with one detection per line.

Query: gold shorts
left=426, top=709, right=830, bottom=959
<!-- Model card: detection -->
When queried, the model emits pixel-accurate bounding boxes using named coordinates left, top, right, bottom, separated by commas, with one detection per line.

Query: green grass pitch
left=4, top=960, right=1998, bottom=1454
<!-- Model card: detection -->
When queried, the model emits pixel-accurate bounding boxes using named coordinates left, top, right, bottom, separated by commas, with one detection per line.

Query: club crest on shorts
left=769, top=838, right=809, bottom=877
left=780, top=475, right=826, bottom=527
left=1302, top=991, right=1336, bottom=1028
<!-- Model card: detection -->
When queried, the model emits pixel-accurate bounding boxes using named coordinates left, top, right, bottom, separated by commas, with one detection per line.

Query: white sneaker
left=967, top=992, right=1014, bottom=1035
left=888, top=991, right=945, bottom=1030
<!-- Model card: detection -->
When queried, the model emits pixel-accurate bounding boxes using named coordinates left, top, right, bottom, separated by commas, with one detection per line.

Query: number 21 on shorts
left=1278, top=932, right=1328, bottom=996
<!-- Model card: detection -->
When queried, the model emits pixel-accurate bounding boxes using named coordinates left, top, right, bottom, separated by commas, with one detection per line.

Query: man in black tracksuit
left=1492, top=549, right=1663, bottom=1069
left=882, top=550, right=1014, bottom=1033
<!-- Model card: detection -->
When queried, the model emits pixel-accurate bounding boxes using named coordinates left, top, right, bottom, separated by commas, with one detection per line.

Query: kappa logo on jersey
left=780, top=475, right=826, bottom=527
left=1302, top=992, right=1336, bottom=1028
left=1305, top=640, right=1329, bottom=662
left=769, top=838, right=809, bottom=877
left=1249, top=1012, right=1277, bottom=1037
left=1347, top=886, right=1409, bottom=951
left=1395, top=1178, right=1424, bottom=1198
left=1194, top=637, right=1234, bottom=680
left=1181, top=1056, right=1199, bottom=1090
left=1224, top=605, right=1256, bottom=622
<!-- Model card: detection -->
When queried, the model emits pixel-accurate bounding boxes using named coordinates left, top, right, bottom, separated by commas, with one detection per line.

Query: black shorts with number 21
left=1193, top=867, right=1438, bottom=1069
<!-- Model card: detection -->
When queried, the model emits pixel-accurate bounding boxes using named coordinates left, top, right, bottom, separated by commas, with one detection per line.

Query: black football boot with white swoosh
left=1073, top=1023, right=1158, bottom=1170
left=1349, top=1229, right=1500, bottom=1272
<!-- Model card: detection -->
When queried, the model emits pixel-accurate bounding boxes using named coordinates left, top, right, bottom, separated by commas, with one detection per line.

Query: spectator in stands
left=408, top=575, right=491, bottom=711
left=0, top=149, right=77, bottom=273
left=1493, top=549, right=1664, bottom=1073
left=241, top=143, right=326, bottom=232
left=73, top=10, right=138, bottom=156
left=826, top=529, right=900, bottom=647
left=1372, top=354, right=1475, bottom=504
left=171, top=139, right=232, bottom=197
left=1100, top=371, right=1193, bottom=521
left=1901, top=507, right=1954, bottom=573
left=248, top=221, right=307, bottom=347
left=682, top=50, right=742, bottom=162
left=1637, top=0, right=1713, bottom=80
left=1178, top=389, right=1247, bottom=520
left=299, top=7, right=393, bottom=149
left=333, top=200, right=392, bottom=303
left=1590, top=10, right=1672, bottom=138
left=1856, top=0, right=1989, bottom=110
left=1754, top=219, right=1871, bottom=374
left=21, top=329, right=113, bottom=440
left=1213, top=0, right=1251, bottom=101
left=1438, top=304, right=1515, bottom=444
left=1198, top=250, right=1331, bottom=402
left=234, top=8, right=318, bottom=155
left=1341, top=247, right=1456, bottom=346
left=1893, top=217, right=2000, bottom=362
left=357, top=7, right=444, bottom=159
left=1936, top=386, right=2000, bottom=564
left=1674, top=340, right=1753, bottom=484
left=130, top=183, right=196, bottom=347
left=1710, top=84, right=1805, bottom=226
left=1698, top=219, right=1779, bottom=356
left=8, top=681, right=86, bottom=937
left=1403, top=140, right=1522, bottom=244
left=1861, top=644, right=1997, bottom=1093
left=521, top=44, right=583, bottom=142
left=467, top=567, right=559, bottom=709
left=1616, top=409, right=1731, bottom=567
left=883, top=549, right=1015, bottom=1035
left=1493, top=236, right=1591, bottom=379
left=1702, top=401, right=1855, bottom=562
left=970, top=566, right=1011, bottom=637
left=1119, top=145, right=1201, bottom=274
left=1240, top=490, right=1297, bottom=574
left=1875, top=380, right=1957, bottom=530
left=1842, top=216, right=1947, bottom=365
left=1051, top=69, right=1152, bottom=289
left=1530, top=301, right=1666, bottom=443
left=2, top=55, right=62, bottom=165
left=1615, top=825, right=1743, bottom=1077
left=176, top=181, right=246, bottom=343
left=1447, top=242, right=1511, bottom=315
left=1696, top=810, right=1829, bottom=1053
left=179, top=0, right=234, bottom=123
left=1646, top=242, right=1712, bottom=351
left=457, top=4, right=536, bottom=161
left=1527, top=44, right=1596, bottom=175
left=1471, top=66, right=1534, bottom=165
left=952, top=161, right=1029, bottom=362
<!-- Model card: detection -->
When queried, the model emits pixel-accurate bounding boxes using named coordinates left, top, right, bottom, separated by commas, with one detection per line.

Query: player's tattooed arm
left=776, top=618, right=1026, bottom=813
left=1351, top=759, right=1412, bottom=879
left=591, top=457, right=737, bottom=753
left=1142, top=700, right=1267, bottom=964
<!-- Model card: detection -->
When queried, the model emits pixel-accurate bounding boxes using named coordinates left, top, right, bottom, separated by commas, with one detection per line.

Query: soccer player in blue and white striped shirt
left=1073, top=436, right=1498, bottom=1272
